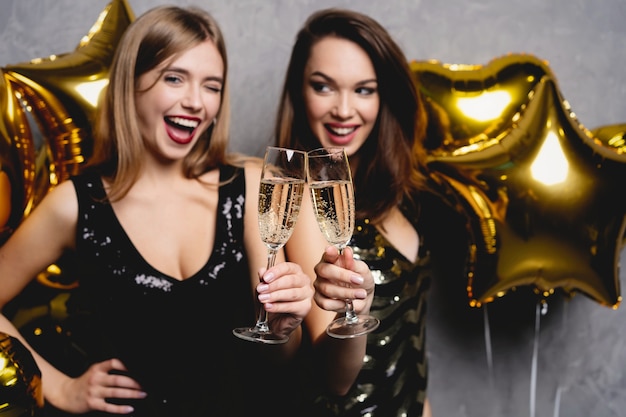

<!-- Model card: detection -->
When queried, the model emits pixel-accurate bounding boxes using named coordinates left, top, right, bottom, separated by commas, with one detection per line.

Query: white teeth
left=329, top=126, right=356, bottom=136
left=168, top=117, right=199, bottom=128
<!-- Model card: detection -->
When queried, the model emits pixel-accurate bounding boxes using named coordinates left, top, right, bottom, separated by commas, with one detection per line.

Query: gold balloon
left=0, top=332, right=43, bottom=415
left=413, top=54, right=626, bottom=308
left=1, top=71, right=33, bottom=245
left=0, top=0, right=134, bottom=287
left=1, top=0, right=133, bottom=231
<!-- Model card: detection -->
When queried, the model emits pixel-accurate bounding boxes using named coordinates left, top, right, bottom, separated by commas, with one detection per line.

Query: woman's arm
left=0, top=181, right=145, bottom=414
left=0, top=181, right=79, bottom=403
left=285, top=184, right=375, bottom=395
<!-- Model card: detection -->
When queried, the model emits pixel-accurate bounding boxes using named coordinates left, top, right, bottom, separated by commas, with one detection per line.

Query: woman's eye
left=204, top=84, right=222, bottom=93
left=311, top=82, right=331, bottom=93
left=164, top=75, right=182, bottom=84
left=356, top=86, right=377, bottom=96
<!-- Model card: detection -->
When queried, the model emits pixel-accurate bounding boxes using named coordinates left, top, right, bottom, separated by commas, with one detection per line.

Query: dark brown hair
left=274, top=8, right=429, bottom=224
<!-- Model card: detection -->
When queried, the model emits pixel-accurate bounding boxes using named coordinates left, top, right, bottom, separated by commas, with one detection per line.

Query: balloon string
left=530, top=300, right=543, bottom=417
left=553, top=298, right=569, bottom=417
left=483, top=305, right=493, bottom=377
left=483, top=304, right=500, bottom=415
left=553, top=386, right=563, bottom=417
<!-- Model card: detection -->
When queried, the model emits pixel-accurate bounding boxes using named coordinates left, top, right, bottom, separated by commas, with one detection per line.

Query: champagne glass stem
left=343, top=300, right=358, bottom=324
left=338, top=247, right=358, bottom=325
left=252, top=248, right=278, bottom=332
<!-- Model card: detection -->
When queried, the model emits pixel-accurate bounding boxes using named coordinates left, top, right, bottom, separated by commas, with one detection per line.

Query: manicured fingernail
left=354, top=289, right=367, bottom=299
left=350, top=275, right=364, bottom=284
left=258, top=293, right=270, bottom=301
left=257, top=284, right=269, bottom=293
left=263, top=272, right=275, bottom=283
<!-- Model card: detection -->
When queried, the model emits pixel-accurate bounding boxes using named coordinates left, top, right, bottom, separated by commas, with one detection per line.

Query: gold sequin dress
left=306, top=203, right=433, bottom=417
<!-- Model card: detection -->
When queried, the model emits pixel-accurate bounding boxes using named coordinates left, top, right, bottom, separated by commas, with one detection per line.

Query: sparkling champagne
left=309, top=179, right=355, bottom=249
left=258, top=178, right=305, bottom=250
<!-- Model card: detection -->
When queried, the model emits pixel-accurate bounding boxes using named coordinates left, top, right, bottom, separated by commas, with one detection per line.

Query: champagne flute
left=233, top=146, right=306, bottom=344
left=307, top=147, right=380, bottom=338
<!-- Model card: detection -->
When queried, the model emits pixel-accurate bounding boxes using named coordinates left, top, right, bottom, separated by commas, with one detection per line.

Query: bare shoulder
left=241, top=156, right=263, bottom=185
left=35, top=179, right=79, bottom=223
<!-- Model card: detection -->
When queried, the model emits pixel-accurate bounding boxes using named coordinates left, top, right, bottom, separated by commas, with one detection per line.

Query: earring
left=212, top=117, right=217, bottom=125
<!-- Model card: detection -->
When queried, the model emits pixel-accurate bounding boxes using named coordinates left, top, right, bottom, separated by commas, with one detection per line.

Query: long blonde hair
left=87, top=6, right=233, bottom=201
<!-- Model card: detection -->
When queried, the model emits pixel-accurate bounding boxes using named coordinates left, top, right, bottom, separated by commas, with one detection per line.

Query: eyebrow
left=309, top=70, right=377, bottom=86
left=165, top=66, right=224, bottom=84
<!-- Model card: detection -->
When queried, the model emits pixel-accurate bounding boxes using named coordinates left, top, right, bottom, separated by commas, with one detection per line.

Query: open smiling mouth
left=325, top=125, right=357, bottom=136
left=165, top=116, right=199, bottom=143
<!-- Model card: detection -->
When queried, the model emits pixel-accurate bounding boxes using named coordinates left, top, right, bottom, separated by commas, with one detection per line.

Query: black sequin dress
left=67, top=166, right=299, bottom=417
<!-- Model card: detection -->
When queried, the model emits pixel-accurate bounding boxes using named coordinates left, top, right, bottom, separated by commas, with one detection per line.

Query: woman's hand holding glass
left=313, top=245, right=375, bottom=323
left=255, top=260, right=314, bottom=341
left=233, top=147, right=308, bottom=344
left=307, top=147, right=379, bottom=338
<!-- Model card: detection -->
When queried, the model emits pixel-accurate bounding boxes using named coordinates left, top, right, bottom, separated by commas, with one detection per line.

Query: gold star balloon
left=1, top=0, right=133, bottom=293
left=413, top=54, right=625, bottom=308
left=1, top=0, right=133, bottom=239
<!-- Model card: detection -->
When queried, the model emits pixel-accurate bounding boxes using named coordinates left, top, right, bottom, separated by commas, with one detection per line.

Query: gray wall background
left=1, top=1, right=624, bottom=416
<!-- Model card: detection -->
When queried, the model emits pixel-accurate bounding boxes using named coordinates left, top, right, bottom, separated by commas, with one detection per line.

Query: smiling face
left=135, top=39, right=224, bottom=163
left=302, top=36, right=380, bottom=157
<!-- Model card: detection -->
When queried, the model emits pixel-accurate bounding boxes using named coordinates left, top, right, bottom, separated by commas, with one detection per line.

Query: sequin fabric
left=68, top=166, right=288, bottom=417
left=310, top=210, right=433, bottom=417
